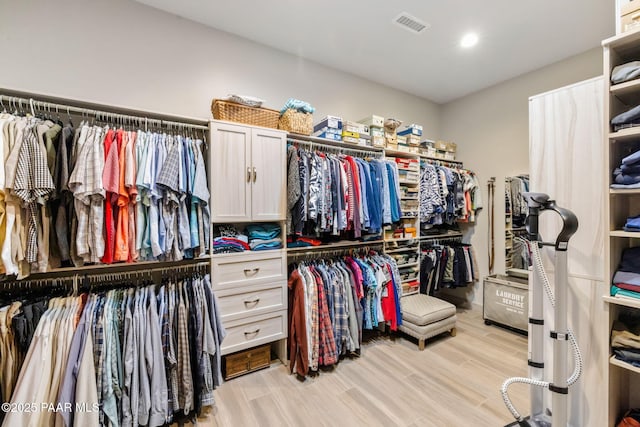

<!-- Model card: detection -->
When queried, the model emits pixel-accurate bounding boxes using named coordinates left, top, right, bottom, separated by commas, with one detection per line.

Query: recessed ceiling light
left=460, top=33, right=479, bottom=48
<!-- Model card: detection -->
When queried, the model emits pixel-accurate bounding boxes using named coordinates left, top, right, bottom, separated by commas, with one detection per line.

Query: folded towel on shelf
left=280, top=98, right=315, bottom=115
left=227, top=94, right=265, bottom=108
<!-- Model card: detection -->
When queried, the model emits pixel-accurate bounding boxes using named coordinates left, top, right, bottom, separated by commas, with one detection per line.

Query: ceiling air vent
left=393, top=12, right=430, bottom=34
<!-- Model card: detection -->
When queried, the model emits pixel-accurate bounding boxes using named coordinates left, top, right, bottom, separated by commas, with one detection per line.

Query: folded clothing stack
left=213, top=225, right=250, bottom=254
left=625, top=215, right=640, bottom=232
left=611, top=149, right=640, bottom=189
left=612, top=246, right=640, bottom=298
left=286, top=236, right=322, bottom=248
left=611, top=312, right=640, bottom=368
left=246, top=224, right=282, bottom=251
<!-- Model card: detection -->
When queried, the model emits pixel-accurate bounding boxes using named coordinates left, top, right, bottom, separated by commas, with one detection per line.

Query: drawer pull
left=243, top=268, right=260, bottom=276
left=244, top=329, right=260, bottom=337
left=244, top=298, right=260, bottom=306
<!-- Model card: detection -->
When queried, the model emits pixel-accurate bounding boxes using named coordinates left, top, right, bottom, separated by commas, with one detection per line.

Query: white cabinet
left=210, top=120, right=286, bottom=223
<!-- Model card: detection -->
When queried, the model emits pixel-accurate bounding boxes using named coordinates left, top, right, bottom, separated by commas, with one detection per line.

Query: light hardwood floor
left=197, top=307, right=529, bottom=427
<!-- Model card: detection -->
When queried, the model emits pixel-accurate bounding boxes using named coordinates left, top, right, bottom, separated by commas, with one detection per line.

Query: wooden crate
left=223, top=344, right=271, bottom=380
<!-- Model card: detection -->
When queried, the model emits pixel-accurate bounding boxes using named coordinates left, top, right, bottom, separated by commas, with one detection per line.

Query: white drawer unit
left=212, top=250, right=286, bottom=290
left=211, top=249, right=289, bottom=362
left=220, top=310, right=287, bottom=355
left=216, top=282, right=286, bottom=322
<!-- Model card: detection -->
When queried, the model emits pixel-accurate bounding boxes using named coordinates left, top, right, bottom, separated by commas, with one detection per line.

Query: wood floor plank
left=200, top=305, right=529, bottom=426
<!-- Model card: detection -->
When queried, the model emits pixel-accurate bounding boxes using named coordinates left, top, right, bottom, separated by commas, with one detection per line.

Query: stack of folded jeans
left=612, top=149, right=640, bottom=189
left=611, top=312, right=640, bottom=368
left=612, top=104, right=640, bottom=131
left=612, top=246, right=640, bottom=299
left=246, top=224, right=282, bottom=251
left=213, top=225, right=250, bottom=254
left=624, top=215, right=640, bottom=232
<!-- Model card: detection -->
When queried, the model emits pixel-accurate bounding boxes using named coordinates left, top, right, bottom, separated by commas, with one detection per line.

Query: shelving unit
left=603, top=29, right=640, bottom=426
left=383, top=149, right=420, bottom=295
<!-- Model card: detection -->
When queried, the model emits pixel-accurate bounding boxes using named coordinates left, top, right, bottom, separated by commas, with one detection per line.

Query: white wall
left=0, top=0, right=441, bottom=135
left=440, top=48, right=603, bottom=305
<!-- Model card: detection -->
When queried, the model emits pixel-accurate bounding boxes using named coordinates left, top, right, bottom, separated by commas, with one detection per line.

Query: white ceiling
left=135, top=0, right=614, bottom=104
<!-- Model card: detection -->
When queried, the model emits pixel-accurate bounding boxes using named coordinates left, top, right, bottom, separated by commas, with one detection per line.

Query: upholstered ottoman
left=398, top=294, right=457, bottom=350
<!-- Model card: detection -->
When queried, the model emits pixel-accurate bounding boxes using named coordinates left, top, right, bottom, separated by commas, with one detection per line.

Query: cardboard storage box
left=359, top=115, right=384, bottom=128
left=483, top=274, right=528, bottom=333
left=621, top=0, right=640, bottom=32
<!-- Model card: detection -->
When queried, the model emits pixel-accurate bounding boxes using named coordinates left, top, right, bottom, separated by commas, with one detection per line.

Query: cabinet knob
left=244, top=298, right=260, bottom=307
left=243, top=268, right=260, bottom=276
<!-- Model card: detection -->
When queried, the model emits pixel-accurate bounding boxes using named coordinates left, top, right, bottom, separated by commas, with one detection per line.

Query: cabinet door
left=210, top=122, right=252, bottom=222
left=250, top=128, right=286, bottom=221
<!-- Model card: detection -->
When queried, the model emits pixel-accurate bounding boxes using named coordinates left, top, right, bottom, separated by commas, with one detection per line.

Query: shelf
left=610, top=230, right=640, bottom=238
left=384, top=247, right=419, bottom=254
left=397, top=262, right=419, bottom=269
left=398, top=180, right=419, bottom=186
left=4, top=256, right=212, bottom=279
left=400, top=197, right=419, bottom=201
left=603, top=294, right=640, bottom=309
left=385, top=237, right=419, bottom=243
left=419, top=153, right=463, bottom=166
left=609, top=127, right=640, bottom=141
left=400, top=215, right=418, bottom=219
left=603, top=26, right=640, bottom=49
left=420, top=232, right=463, bottom=241
left=384, top=148, right=419, bottom=158
left=286, top=133, right=384, bottom=153
left=401, top=277, right=419, bottom=284
left=610, top=188, right=640, bottom=195
left=611, top=79, right=640, bottom=98
left=610, top=356, right=640, bottom=375
left=286, top=239, right=384, bottom=253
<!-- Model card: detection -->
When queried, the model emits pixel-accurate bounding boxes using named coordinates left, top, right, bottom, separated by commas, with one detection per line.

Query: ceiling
left=135, top=0, right=614, bottom=104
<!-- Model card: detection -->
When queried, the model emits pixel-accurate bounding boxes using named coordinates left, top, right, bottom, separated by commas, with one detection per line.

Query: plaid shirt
left=177, top=281, right=194, bottom=413
left=13, top=121, right=55, bottom=262
left=313, top=268, right=337, bottom=367
left=92, top=295, right=106, bottom=425
left=331, top=269, right=349, bottom=356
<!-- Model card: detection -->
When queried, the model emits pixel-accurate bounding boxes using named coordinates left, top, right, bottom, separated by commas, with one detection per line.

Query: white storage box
left=483, top=274, right=528, bottom=333
left=359, top=115, right=384, bottom=128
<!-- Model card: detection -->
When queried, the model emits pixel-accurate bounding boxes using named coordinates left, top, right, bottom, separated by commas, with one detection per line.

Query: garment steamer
left=502, top=193, right=583, bottom=427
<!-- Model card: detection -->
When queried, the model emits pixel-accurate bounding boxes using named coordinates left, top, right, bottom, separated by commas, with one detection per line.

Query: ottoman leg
left=419, top=339, right=425, bottom=351
left=450, top=327, right=457, bottom=337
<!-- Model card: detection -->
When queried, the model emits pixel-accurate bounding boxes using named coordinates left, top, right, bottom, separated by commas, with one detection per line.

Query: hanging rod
left=287, top=240, right=384, bottom=259
left=0, top=88, right=209, bottom=131
left=419, top=155, right=464, bottom=168
left=287, top=133, right=384, bottom=157
left=0, top=257, right=210, bottom=283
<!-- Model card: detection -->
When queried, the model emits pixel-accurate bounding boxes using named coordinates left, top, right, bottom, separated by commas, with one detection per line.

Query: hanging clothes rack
left=287, top=135, right=384, bottom=159
left=420, top=235, right=464, bottom=247
left=419, top=156, right=464, bottom=169
left=0, top=89, right=209, bottom=132
left=287, top=242, right=384, bottom=261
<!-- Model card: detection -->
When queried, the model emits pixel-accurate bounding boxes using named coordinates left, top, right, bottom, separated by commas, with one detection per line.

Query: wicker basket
left=211, top=99, right=280, bottom=129
left=278, top=109, right=313, bottom=135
